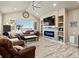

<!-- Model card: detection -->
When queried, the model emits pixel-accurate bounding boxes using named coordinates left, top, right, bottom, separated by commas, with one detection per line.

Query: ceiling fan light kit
left=32, top=1, right=41, bottom=11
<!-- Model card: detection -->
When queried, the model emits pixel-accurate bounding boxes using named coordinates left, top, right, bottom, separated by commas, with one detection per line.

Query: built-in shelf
left=58, top=35, right=63, bottom=37
left=58, top=16, right=64, bottom=42
left=40, top=8, right=68, bottom=44
left=58, top=31, right=63, bottom=32
left=41, top=21, right=43, bottom=36
left=58, top=22, right=63, bottom=23
left=58, top=27, right=63, bottom=28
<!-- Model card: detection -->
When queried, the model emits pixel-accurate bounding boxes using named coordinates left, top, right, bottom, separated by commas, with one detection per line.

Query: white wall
left=0, top=13, right=2, bottom=35
left=68, top=9, right=79, bottom=36
left=3, top=11, right=40, bottom=34
left=68, top=8, right=79, bottom=45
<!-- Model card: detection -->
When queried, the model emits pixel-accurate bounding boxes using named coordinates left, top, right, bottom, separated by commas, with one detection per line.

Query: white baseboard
left=42, top=37, right=65, bottom=44
left=41, top=37, right=78, bottom=48
left=67, top=42, right=78, bottom=48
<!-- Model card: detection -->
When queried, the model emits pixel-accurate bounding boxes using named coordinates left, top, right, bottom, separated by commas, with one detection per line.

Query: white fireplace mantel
left=43, top=26, right=58, bottom=40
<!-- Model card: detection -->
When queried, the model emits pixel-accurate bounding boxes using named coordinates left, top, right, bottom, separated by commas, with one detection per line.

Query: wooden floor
left=27, top=38, right=79, bottom=58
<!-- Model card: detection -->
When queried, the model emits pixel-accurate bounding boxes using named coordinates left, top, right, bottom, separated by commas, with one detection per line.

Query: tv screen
left=3, top=25, right=11, bottom=32
left=43, top=16, right=55, bottom=26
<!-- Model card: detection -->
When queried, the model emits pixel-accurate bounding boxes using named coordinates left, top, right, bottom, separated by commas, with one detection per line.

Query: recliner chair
left=0, top=39, right=36, bottom=58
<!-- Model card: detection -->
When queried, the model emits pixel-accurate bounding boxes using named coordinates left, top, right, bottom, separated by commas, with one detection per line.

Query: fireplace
left=44, top=31, right=54, bottom=37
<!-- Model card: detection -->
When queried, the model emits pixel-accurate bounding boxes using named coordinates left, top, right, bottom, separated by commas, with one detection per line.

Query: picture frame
left=70, top=21, right=77, bottom=27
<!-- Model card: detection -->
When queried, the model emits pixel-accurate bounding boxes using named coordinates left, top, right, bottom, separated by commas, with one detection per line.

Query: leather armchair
left=0, top=39, right=36, bottom=58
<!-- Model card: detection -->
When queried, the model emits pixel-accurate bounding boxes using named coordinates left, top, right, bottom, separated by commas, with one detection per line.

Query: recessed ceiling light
left=53, top=3, right=56, bottom=7
left=14, top=8, right=17, bottom=10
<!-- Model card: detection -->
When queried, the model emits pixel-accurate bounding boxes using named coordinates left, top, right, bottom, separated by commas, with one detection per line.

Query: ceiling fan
left=32, top=1, right=41, bottom=10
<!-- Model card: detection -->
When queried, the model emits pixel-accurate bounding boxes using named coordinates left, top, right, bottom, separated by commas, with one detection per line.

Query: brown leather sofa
left=0, top=39, right=36, bottom=58
left=11, top=39, right=25, bottom=46
left=15, top=30, right=40, bottom=41
left=2, top=31, right=25, bottom=46
left=23, top=30, right=40, bottom=36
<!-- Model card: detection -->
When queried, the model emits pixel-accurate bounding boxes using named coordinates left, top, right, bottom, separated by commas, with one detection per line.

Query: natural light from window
left=16, top=19, right=34, bottom=33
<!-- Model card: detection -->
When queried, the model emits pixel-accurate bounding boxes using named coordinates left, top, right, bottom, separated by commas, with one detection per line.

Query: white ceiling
left=0, top=1, right=79, bottom=17
left=0, top=1, right=31, bottom=13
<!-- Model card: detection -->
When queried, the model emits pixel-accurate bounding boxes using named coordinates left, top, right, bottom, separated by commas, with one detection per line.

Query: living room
left=0, top=0, right=79, bottom=58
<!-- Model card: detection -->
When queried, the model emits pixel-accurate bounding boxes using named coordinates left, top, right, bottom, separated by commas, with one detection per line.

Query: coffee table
left=24, top=35, right=39, bottom=41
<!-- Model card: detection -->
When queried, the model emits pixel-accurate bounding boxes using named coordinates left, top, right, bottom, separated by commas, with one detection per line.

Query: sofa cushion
left=24, top=30, right=34, bottom=34
left=9, top=38, right=19, bottom=42
left=0, top=35, right=9, bottom=39
left=0, top=47, right=12, bottom=58
left=13, top=45, right=24, bottom=51
left=0, top=55, right=2, bottom=58
left=9, top=38, right=24, bottom=46
left=30, top=32, right=34, bottom=35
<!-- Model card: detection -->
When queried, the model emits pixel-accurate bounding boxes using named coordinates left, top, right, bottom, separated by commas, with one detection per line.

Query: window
left=16, top=19, right=34, bottom=33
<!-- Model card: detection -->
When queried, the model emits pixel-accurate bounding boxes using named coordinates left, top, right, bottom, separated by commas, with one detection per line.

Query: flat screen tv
left=3, top=25, right=11, bottom=32
left=43, top=15, right=55, bottom=26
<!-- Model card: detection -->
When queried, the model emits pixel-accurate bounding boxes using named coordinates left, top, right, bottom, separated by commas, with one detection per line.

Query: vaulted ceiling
left=0, top=1, right=79, bottom=18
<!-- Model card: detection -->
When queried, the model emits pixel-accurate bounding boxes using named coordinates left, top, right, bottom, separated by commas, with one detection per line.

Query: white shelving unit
left=40, top=8, right=68, bottom=43
left=58, top=16, right=64, bottom=42
left=57, top=8, right=68, bottom=43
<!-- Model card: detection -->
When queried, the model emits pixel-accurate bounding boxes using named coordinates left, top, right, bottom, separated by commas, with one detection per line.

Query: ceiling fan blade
left=34, top=6, right=41, bottom=8
left=32, top=1, right=41, bottom=10
left=32, top=1, right=35, bottom=10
